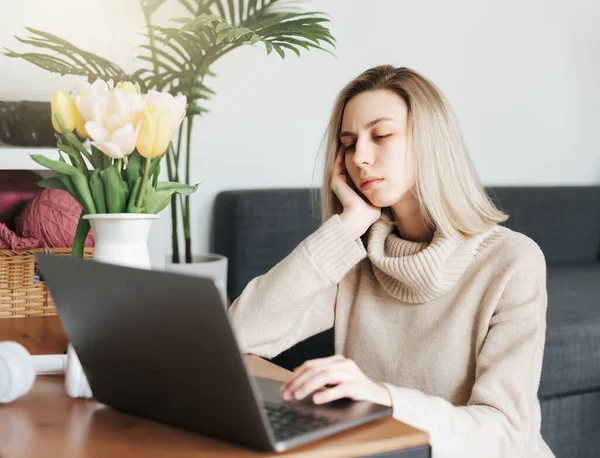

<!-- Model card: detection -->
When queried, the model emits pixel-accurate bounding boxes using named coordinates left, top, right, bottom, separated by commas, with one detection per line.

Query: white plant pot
left=83, top=213, right=159, bottom=270
left=64, top=213, right=158, bottom=399
left=164, top=254, right=229, bottom=306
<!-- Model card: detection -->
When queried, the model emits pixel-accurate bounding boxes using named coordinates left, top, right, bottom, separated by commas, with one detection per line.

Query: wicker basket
left=0, top=247, right=93, bottom=319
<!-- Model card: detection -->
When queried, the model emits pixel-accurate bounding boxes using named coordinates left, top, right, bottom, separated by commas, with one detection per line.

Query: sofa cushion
left=540, top=390, right=600, bottom=458
left=539, top=265, right=600, bottom=398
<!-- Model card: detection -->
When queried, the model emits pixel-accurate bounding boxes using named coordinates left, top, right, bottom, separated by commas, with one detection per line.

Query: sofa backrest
left=487, top=186, right=600, bottom=266
left=211, top=189, right=321, bottom=301
left=211, top=186, right=600, bottom=302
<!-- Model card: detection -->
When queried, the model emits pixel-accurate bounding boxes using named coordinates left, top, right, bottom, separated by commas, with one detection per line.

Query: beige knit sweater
left=229, top=209, right=555, bottom=458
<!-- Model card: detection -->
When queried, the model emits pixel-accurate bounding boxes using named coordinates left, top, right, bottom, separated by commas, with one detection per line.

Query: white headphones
left=0, top=341, right=92, bottom=403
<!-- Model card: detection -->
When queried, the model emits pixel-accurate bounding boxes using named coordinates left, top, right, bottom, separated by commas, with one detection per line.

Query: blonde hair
left=311, top=65, right=508, bottom=241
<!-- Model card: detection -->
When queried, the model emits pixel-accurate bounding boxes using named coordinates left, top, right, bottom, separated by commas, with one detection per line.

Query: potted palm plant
left=5, top=0, right=336, bottom=279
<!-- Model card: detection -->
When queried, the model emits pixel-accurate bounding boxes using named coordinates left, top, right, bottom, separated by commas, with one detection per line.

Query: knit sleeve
left=228, top=214, right=367, bottom=359
left=381, top=240, right=553, bottom=458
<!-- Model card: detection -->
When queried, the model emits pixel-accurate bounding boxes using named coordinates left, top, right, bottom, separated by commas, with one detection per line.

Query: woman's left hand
left=279, top=355, right=392, bottom=406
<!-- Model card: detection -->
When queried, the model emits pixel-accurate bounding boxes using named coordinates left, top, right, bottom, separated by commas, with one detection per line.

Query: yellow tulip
left=136, top=105, right=174, bottom=159
left=116, top=81, right=141, bottom=94
left=50, top=91, right=76, bottom=134
left=74, top=106, right=88, bottom=139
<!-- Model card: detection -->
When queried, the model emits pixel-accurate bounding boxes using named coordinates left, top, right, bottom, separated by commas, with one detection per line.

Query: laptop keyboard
left=262, top=402, right=339, bottom=441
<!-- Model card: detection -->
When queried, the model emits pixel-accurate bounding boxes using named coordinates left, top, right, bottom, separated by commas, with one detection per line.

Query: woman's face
left=339, top=89, right=416, bottom=208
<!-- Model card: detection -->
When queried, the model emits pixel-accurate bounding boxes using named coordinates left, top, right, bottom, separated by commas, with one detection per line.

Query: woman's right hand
left=330, top=147, right=382, bottom=240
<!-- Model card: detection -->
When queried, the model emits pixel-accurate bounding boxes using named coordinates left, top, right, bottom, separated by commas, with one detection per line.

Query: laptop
left=36, top=253, right=392, bottom=452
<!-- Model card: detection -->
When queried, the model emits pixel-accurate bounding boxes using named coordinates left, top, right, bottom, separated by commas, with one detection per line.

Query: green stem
left=166, top=144, right=175, bottom=178
left=184, top=113, right=193, bottom=263
left=72, top=211, right=91, bottom=258
left=144, top=10, right=183, bottom=263
left=178, top=194, right=185, bottom=219
left=57, top=141, right=90, bottom=180
left=65, top=133, right=95, bottom=168
left=143, top=10, right=161, bottom=90
left=176, top=119, right=188, bottom=262
left=174, top=121, right=184, bottom=181
left=178, top=118, right=187, bottom=222
left=170, top=195, right=180, bottom=263
left=55, top=113, right=95, bottom=168
left=165, top=145, right=180, bottom=263
left=136, top=157, right=151, bottom=208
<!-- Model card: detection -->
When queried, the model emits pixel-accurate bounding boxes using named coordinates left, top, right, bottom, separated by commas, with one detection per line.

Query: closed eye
left=343, top=134, right=391, bottom=152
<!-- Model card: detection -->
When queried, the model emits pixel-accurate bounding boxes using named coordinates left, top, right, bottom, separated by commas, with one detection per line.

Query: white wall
left=1, top=0, right=599, bottom=267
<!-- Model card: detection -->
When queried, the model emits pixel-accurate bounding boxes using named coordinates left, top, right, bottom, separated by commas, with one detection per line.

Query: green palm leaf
left=167, top=2, right=336, bottom=61
left=3, top=27, right=130, bottom=81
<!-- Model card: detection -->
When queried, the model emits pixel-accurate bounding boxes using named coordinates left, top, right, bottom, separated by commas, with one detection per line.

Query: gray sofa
left=211, top=186, right=600, bottom=458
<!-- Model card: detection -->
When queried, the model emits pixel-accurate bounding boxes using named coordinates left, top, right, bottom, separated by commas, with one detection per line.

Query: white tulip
left=73, top=79, right=114, bottom=123
left=90, top=124, right=138, bottom=159
left=145, top=90, right=187, bottom=139
left=82, top=83, right=145, bottom=159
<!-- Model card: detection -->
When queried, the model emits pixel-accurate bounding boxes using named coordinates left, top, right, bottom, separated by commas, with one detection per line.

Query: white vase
left=63, top=213, right=158, bottom=399
left=164, top=254, right=229, bottom=306
left=83, top=213, right=159, bottom=269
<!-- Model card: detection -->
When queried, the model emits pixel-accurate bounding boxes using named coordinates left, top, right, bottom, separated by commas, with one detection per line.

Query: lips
left=360, top=177, right=384, bottom=189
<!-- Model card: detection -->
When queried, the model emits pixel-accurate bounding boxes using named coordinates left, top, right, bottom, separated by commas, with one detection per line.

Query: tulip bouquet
left=34, top=79, right=198, bottom=257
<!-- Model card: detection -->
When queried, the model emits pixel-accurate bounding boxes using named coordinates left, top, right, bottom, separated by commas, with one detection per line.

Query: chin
left=365, top=194, right=389, bottom=208
left=372, top=188, right=411, bottom=208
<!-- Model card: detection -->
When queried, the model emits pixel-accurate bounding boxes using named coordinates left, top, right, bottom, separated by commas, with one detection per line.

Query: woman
left=229, top=65, right=554, bottom=458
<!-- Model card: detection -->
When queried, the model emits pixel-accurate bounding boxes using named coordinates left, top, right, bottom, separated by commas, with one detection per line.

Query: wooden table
left=0, top=316, right=430, bottom=458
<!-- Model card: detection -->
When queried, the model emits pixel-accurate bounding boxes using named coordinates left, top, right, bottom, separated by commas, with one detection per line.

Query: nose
left=352, top=138, right=375, bottom=168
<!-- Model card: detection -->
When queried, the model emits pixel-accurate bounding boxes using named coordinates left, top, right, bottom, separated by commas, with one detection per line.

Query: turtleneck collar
left=366, top=209, right=500, bottom=304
